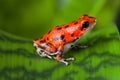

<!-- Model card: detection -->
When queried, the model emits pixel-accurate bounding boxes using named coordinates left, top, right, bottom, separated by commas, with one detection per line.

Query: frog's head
left=79, top=14, right=96, bottom=32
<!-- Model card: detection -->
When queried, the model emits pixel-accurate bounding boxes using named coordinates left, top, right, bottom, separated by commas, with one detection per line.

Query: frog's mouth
left=89, top=20, right=96, bottom=31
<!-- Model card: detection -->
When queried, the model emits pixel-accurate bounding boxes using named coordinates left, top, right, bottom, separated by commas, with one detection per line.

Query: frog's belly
left=63, top=37, right=81, bottom=53
left=63, top=43, right=74, bottom=53
left=63, top=27, right=94, bottom=53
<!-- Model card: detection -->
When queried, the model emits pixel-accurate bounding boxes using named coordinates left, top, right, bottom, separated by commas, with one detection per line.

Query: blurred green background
left=0, top=0, right=119, bottom=39
left=0, top=0, right=120, bottom=80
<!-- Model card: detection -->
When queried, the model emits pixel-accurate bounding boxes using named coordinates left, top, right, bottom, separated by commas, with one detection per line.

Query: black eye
left=81, top=21, right=89, bottom=31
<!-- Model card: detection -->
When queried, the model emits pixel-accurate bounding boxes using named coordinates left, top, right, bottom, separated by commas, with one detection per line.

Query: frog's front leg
left=71, top=44, right=87, bottom=50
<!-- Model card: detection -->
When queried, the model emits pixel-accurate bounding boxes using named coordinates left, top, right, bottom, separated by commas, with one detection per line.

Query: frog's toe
left=59, top=59, right=69, bottom=65
left=65, top=57, right=74, bottom=61
left=72, top=45, right=87, bottom=50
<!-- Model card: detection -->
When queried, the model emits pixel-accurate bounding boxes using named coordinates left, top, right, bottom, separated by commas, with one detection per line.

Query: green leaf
left=0, top=22, right=120, bottom=80
left=0, top=0, right=120, bottom=80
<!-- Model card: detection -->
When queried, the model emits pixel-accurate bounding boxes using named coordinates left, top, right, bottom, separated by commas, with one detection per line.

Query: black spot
left=76, top=37, right=79, bottom=39
left=65, top=25, right=69, bottom=28
left=81, top=21, right=89, bottom=31
left=40, top=40, right=46, bottom=43
left=72, top=37, right=79, bottom=42
left=40, top=50, right=44, bottom=52
left=53, top=35, right=65, bottom=41
left=71, top=33, right=74, bottom=37
left=47, top=42, right=53, bottom=46
left=72, top=39, right=76, bottom=42
left=47, top=37, right=49, bottom=40
left=63, top=40, right=66, bottom=43
left=71, top=45, right=74, bottom=47
left=57, top=27, right=62, bottom=30
left=38, top=46, right=44, bottom=49
left=60, top=35, right=65, bottom=40
left=74, top=21, right=78, bottom=25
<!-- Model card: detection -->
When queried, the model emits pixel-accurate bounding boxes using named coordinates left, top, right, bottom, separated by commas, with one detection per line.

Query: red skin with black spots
left=34, top=14, right=96, bottom=65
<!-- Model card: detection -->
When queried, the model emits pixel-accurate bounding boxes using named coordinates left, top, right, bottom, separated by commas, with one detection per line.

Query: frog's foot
left=38, top=51, right=53, bottom=59
left=59, top=58, right=69, bottom=65
left=58, top=57, right=74, bottom=65
left=49, top=50, right=62, bottom=56
left=45, top=54, right=53, bottom=59
left=54, top=54, right=74, bottom=65
left=71, top=44, right=87, bottom=49
left=65, top=57, right=74, bottom=61
left=36, top=46, right=53, bottom=59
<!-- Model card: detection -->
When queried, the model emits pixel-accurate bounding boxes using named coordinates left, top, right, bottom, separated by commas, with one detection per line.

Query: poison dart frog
left=33, top=14, right=96, bottom=65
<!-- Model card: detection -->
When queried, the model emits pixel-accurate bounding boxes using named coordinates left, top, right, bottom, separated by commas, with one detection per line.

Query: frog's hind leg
left=54, top=54, right=74, bottom=65
left=65, top=57, right=74, bottom=61
left=37, top=47, right=53, bottom=59
left=34, top=43, right=53, bottom=59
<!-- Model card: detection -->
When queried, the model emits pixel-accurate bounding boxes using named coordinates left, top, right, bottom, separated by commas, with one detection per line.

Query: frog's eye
left=81, top=21, right=89, bottom=30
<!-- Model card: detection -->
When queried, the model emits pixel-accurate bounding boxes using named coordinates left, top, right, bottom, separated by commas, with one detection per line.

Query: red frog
left=33, top=14, right=96, bottom=65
